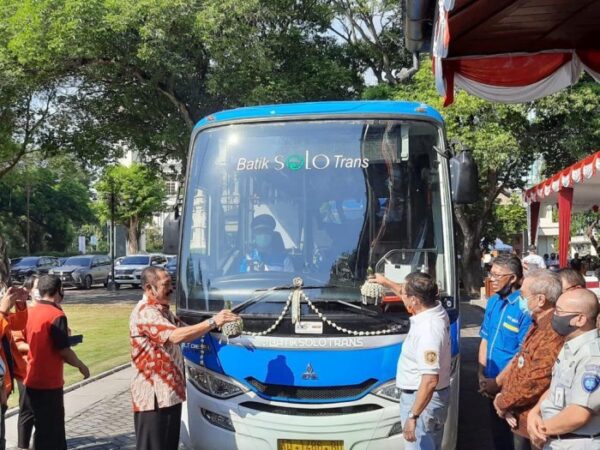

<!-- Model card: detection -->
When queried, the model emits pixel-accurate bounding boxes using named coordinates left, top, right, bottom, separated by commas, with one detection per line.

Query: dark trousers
left=134, top=402, right=182, bottom=450
left=0, top=404, right=7, bottom=450
left=488, top=400, right=515, bottom=450
left=513, top=434, right=532, bottom=450
left=17, top=379, right=34, bottom=449
left=24, top=386, right=66, bottom=450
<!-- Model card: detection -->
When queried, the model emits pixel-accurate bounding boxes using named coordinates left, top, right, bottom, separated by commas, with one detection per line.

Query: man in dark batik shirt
left=493, top=270, right=564, bottom=450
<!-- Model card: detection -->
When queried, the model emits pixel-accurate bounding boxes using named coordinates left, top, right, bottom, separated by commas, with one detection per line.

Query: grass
left=8, top=303, right=133, bottom=408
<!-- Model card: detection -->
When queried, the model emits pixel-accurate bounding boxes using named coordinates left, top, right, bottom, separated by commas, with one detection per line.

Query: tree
left=571, top=207, right=600, bottom=256
left=524, top=75, right=600, bottom=175
left=388, top=60, right=533, bottom=294
left=329, top=0, right=415, bottom=85
left=1, top=0, right=363, bottom=173
left=0, top=157, right=95, bottom=255
left=95, top=164, right=166, bottom=254
left=484, top=194, right=528, bottom=245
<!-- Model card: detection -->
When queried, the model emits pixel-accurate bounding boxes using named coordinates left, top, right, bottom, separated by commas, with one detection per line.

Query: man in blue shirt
left=479, top=254, right=532, bottom=450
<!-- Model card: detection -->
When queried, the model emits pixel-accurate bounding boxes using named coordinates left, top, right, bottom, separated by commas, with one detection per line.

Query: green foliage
left=0, top=0, right=363, bottom=173
left=525, top=75, right=600, bottom=175
left=95, top=164, right=166, bottom=227
left=0, top=157, right=95, bottom=255
left=484, top=194, right=528, bottom=243
left=144, top=227, right=163, bottom=253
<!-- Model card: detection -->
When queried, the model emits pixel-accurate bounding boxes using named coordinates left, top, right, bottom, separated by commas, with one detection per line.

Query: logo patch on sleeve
left=582, top=373, right=600, bottom=393
left=424, top=351, right=438, bottom=365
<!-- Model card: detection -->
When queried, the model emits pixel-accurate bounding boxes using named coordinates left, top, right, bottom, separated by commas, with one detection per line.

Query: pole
left=26, top=182, right=31, bottom=255
left=108, top=183, right=117, bottom=291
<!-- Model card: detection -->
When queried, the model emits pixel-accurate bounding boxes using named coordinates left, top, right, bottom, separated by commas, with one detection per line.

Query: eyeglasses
left=489, top=272, right=514, bottom=281
left=554, top=308, right=584, bottom=316
left=565, top=285, right=583, bottom=292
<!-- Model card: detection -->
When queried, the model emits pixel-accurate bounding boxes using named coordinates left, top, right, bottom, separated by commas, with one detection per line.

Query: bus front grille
left=239, top=401, right=382, bottom=416
left=245, top=377, right=378, bottom=401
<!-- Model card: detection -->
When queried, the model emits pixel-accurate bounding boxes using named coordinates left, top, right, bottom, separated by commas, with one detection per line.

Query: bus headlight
left=371, top=379, right=400, bottom=402
left=186, top=361, right=248, bottom=399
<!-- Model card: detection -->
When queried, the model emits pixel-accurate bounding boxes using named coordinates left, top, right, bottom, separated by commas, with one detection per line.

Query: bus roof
left=194, top=100, right=443, bottom=129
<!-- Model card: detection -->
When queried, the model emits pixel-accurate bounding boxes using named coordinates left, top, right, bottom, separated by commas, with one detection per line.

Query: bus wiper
left=308, top=299, right=380, bottom=317
left=235, top=284, right=340, bottom=314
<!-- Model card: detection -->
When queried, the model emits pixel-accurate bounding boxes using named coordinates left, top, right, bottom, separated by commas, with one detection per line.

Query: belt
left=400, top=387, right=449, bottom=395
left=550, top=433, right=600, bottom=440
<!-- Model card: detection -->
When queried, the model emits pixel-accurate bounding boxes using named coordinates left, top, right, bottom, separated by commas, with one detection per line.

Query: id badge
left=554, top=387, right=565, bottom=407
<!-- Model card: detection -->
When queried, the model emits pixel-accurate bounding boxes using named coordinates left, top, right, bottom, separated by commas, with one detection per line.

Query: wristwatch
left=207, top=317, right=217, bottom=330
left=408, top=412, right=419, bottom=420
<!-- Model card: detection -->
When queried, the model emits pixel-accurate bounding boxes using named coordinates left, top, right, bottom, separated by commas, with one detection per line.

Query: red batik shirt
left=129, top=297, right=186, bottom=412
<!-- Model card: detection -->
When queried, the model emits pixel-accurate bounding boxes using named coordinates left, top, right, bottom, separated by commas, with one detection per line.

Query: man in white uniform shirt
left=374, top=271, right=451, bottom=449
left=523, top=245, right=546, bottom=272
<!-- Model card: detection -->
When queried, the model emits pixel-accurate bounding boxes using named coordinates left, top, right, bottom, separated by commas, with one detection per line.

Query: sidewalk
left=6, top=367, right=135, bottom=450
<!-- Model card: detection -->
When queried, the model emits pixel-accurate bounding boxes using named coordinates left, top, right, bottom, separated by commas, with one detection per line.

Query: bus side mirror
left=163, top=210, right=180, bottom=255
left=449, top=151, right=478, bottom=204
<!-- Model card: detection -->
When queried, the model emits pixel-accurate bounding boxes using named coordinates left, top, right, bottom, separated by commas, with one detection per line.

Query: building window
left=166, top=181, right=178, bottom=196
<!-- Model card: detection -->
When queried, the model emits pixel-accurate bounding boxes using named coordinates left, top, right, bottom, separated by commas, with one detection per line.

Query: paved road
left=6, top=294, right=490, bottom=449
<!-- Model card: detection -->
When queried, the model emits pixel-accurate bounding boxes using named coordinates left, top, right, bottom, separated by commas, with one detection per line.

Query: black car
left=165, top=256, right=177, bottom=283
left=10, top=256, right=60, bottom=283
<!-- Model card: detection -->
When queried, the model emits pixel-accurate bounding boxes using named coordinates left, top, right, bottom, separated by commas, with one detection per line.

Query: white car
left=108, top=254, right=167, bottom=289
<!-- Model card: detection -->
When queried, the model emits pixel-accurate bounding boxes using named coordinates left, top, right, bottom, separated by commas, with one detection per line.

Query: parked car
left=49, top=255, right=112, bottom=289
left=9, top=256, right=60, bottom=283
left=165, top=256, right=177, bottom=283
left=108, top=254, right=167, bottom=289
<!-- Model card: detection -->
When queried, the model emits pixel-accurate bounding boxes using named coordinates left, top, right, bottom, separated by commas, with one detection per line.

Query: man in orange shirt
left=0, top=286, right=28, bottom=450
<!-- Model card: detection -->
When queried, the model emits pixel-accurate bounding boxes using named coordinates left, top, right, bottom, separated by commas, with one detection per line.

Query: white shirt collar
left=409, top=301, right=443, bottom=324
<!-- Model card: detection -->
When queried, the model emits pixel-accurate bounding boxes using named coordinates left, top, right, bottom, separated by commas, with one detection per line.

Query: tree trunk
left=127, top=217, right=140, bottom=254
left=455, top=206, right=484, bottom=296
left=0, top=232, right=10, bottom=291
left=461, top=233, right=483, bottom=297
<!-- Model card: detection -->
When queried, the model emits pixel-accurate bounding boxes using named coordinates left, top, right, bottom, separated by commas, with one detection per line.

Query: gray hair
left=525, top=269, right=562, bottom=305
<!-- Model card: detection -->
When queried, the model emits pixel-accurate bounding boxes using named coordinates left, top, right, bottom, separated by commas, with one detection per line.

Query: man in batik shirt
left=130, top=267, right=239, bottom=450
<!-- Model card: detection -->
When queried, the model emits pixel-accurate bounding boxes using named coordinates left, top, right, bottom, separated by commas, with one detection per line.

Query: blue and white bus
left=173, top=101, right=469, bottom=450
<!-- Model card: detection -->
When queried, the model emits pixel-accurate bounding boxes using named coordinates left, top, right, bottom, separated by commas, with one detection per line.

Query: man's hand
left=78, top=362, right=90, bottom=379
left=505, top=412, right=517, bottom=429
left=0, top=286, right=26, bottom=314
left=527, top=411, right=547, bottom=446
left=480, top=377, right=500, bottom=397
left=214, top=310, right=240, bottom=328
left=494, top=393, right=506, bottom=418
left=403, top=417, right=417, bottom=443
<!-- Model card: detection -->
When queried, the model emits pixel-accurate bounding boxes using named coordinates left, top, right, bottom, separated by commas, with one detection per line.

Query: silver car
left=109, top=254, right=167, bottom=289
left=50, top=255, right=112, bottom=289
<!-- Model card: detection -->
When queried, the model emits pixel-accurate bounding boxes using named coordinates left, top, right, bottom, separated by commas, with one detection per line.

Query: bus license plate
left=278, top=440, right=343, bottom=450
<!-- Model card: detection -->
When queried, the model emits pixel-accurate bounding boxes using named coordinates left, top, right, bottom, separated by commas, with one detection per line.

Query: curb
left=6, top=363, right=130, bottom=419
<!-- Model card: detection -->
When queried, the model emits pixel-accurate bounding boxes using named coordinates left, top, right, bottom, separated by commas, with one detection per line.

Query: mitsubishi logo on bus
left=302, top=363, right=318, bottom=380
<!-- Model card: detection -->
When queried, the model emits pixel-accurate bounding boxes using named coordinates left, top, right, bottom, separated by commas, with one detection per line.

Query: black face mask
left=496, top=279, right=513, bottom=297
left=551, top=313, right=579, bottom=336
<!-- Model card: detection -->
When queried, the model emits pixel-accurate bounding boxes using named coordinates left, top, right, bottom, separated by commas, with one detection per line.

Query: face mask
left=517, top=295, right=532, bottom=318
left=255, top=233, right=272, bottom=249
left=551, top=313, right=579, bottom=336
left=496, top=279, right=513, bottom=297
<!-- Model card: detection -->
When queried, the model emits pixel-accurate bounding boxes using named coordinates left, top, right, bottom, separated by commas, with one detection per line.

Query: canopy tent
left=405, top=0, right=600, bottom=105
left=524, top=150, right=600, bottom=267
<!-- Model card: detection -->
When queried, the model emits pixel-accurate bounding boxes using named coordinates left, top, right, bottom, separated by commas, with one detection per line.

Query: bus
left=170, top=101, right=475, bottom=450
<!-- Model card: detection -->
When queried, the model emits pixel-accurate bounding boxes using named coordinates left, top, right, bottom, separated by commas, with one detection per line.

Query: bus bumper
left=180, top=359, right=459, bottom=450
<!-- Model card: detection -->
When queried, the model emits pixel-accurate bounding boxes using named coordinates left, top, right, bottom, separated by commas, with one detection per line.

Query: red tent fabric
left=427, top=0, right=600, bottom=105
left=525, top=150, right=600, bottom=267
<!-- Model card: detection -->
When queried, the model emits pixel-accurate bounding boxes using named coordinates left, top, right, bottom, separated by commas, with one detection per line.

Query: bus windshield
left=180, top=119, right=448, bottom=317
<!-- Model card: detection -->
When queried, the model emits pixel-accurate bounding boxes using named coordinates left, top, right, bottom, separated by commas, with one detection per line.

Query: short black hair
left=557, top=268, right=586, bottom=289
left=405, top=272, right=439, bottom=307
left=492, top=253, right=523, bottom=281
left=23, top=275, right=39, bottom=291
left=140, top=266, right=167, bottom=290
left=570, top=259, right=583, bottom=272
left=38, top=275, right=62, bottom=298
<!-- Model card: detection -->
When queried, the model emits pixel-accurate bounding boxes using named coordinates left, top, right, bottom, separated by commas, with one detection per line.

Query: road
left=9, top=288, right=492, bottom=449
